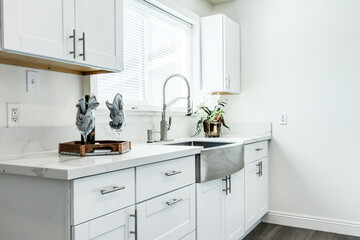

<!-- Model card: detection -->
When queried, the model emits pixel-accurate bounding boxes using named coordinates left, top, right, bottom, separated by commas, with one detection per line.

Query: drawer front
left=72, top=168, right=135, bottom=225
left=72, top=205, right=135, bottom=240
left=181, top=231, right=196, bottom=240
left=244, top=141, right=268, bottom=164
left=136, top=156, right=195, bottom=202
left=137, top=185, right=196, bottom=240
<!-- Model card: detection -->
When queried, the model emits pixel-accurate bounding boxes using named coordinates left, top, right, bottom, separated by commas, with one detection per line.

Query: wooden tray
left=59, top=140, right=131, bottom=156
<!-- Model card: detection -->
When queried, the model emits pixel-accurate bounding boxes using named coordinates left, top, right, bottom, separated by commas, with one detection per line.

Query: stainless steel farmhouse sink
left=166, top=140, right=244, bottom=183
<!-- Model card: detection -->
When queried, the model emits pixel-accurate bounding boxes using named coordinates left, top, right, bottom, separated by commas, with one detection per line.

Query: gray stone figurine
left=106, top=93, right=126, bottom=141
left=76, top=95, right=99, bottom=143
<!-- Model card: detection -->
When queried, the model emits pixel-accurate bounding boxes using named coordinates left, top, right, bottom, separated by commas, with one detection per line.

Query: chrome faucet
left=160, top=74, right=192, bottom=141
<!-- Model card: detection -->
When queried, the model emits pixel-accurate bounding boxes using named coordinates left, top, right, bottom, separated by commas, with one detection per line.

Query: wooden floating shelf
left=0, top=51, right=116, bottom=75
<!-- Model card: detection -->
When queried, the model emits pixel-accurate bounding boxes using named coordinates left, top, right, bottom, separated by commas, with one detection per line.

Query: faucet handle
left=167, top=117, right=172, bottom=131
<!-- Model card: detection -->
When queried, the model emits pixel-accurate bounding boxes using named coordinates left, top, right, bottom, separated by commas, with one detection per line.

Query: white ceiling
left=207, top=0, right=234, bottom=4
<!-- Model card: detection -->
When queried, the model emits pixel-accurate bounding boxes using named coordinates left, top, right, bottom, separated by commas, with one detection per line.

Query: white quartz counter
left=0, top=134, right=271, bottom=180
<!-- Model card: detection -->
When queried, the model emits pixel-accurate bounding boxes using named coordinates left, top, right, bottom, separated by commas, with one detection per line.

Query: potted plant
left=193, top=90, right=229, bottom=137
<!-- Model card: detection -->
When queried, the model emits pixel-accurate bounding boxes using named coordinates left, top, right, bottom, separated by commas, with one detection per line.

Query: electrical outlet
left=27, top=70, right=39, bottom=92
left=7, top=103, right=22, bottom=127
left=280, top=112, right=287, bottom=125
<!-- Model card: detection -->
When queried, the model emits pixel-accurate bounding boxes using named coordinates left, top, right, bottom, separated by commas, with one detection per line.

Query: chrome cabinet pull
left=256, top=162, right=261, bottom=177
left=223, top=177, right=228, bottom=195
left=225, top=76, right=231, bottom=90
left=260, top=161, right=263, bottom=177
left=69, top=29, right=76, bottom=59
left=130, top=211, right=137, bottom=238
left=255, top=148, right=263, bottom=152
left=166, top=198, right=183, bottom=206
left=100, top=186, right=125, bottom=195
left=165, top=170, right=182, bottom=176
left=79, top=32, right=86, bottom=61
left=228, top=175, right=232, bottom=194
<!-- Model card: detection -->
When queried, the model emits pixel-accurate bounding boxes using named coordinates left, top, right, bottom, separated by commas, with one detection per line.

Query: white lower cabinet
left=71, top=168, right=135, bottom=225
left=72, top=205, right=135, bottom=240
left=137, top=185, right=196, bottom=240
left=181, top=231, right=196, bottom=240
left=197, top=170, right=245, bottom=240
left=224, top=171, right=245, bottom=240
left=244, top=157, right=269, bottom=231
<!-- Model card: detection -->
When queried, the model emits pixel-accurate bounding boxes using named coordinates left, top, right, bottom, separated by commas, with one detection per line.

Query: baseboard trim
left=262, top=211, right=360, bottom=237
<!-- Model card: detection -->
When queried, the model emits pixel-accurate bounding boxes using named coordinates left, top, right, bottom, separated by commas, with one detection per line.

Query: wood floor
left=243, top=223, right=360, bottom=240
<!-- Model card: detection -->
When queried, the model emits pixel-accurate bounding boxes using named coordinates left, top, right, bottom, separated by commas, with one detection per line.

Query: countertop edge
left=0, top=147, right=201, bottom=180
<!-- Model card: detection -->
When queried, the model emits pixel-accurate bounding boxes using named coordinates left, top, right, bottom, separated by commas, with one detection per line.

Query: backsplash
left=0, top=60, right=270, bottom=157
left=0, top=115, right=198, bottom=157
left=0, top=64, right=82, bottom=127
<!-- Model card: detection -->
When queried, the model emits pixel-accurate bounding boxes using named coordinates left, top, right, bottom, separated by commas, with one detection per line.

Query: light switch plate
left=27, top=70, right=39, bottom=92
left=280, top=112, right=287, bottom=125
left=7, top=103, right=22, bottom=127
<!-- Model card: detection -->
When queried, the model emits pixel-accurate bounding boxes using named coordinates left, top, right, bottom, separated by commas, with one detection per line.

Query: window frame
left=91, top=0, right=201, bottom=115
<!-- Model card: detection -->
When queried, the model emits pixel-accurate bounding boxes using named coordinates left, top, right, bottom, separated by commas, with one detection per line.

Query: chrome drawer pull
left=165, top=170, right=182, bottom=176
left=166, top=198, right=183, bottom=206
left=255, top=148, right=263, bottom=152
left=100, top=186, right=125, bottom=195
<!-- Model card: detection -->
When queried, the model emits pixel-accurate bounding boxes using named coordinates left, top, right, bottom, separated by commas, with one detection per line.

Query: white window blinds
left=97, top=0, right=192, bottom=109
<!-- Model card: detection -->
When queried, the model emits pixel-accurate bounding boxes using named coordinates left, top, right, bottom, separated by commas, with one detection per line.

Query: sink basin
left=166, top=140, right=244, bottom=183
left=168, top=141, right=232, bottom=149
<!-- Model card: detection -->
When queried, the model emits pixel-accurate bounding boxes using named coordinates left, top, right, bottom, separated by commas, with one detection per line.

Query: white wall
left=0, top=64, right=82, bottom=127
left=173, top=0, right=213, bottom=17
left=214, top=0, right=360, bottom=226
left=0, top=0, right=212, bottom=156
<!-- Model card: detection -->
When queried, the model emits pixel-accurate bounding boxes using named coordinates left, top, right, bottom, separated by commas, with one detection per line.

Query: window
left=97, top=0, right=194, bottom=110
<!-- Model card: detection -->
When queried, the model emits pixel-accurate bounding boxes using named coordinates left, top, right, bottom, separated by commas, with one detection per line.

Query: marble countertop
left=0, top=134, right=271, bottom=180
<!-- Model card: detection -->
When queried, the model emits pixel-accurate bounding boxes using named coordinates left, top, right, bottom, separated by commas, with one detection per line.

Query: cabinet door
left=137, top=185, right=195, bottom=240
left=75, top=0, right=123, bottom=70
left=2, top=0, right=75, bottom=61
left=244, top=161, right=259, bottom=231
left=72, top=205, right=135, bottom=240
left=201, top=15, right=224, bottom=92
left=258, top=157, right=269, bottom=218
left=196, top=179, right=224, bottom=240
left=223, top=16, right=240, bottom=93
left=224, top=170, right=245, bottom=240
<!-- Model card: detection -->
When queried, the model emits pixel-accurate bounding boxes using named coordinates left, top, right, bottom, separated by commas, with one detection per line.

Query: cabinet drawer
left=136, top=156, right=195, bottom=202
left=72, top=168, right=135, bottom=225
left=244, top=141, right=268, bottom=164
left=72, top=205, right=135, bottom=240
left=137, top=185, right=196, bottom=240
left=181, top=231, right=196, bottom=240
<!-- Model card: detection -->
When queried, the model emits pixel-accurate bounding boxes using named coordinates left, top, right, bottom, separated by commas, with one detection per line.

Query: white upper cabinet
left=1, top=0, right=123, bottom=72
left=2, top=0, right=74, bottom=61
left=75, top=0, right=123, bottom=70
left=201, top=14, right=240, bottom=94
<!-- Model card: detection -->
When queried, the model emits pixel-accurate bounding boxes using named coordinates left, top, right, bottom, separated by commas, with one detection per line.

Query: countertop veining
left=0, top=133, right=271, bottom=180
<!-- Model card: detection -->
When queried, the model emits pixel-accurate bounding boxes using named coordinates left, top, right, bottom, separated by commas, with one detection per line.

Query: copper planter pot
left=203, top=121, right=221, bottom=138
